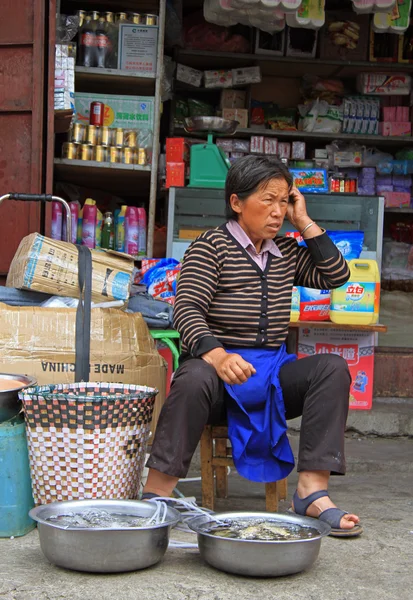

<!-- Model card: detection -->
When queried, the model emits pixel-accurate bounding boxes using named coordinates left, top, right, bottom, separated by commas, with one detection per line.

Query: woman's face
left=230, top=178, right=290, bottom=242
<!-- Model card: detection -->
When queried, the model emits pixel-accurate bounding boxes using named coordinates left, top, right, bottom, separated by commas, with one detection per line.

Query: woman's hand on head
left=286, top=186, right=312, bottom=233
left=202, top=348, right=256, bottom=385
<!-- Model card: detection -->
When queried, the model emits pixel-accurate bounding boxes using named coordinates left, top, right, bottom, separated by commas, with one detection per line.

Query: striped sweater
left=173, top=224, right=350, bottom=357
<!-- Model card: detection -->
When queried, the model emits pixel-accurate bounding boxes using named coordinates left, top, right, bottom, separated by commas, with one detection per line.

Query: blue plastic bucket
left=0, top=417, right=35, bottom=537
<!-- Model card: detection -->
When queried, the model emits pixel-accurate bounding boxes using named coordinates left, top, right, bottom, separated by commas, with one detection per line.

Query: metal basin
left=0, top=373, right=37, bottom=422
left=188, top=511, right=331, bottom=577
left=184, top=116, right=239, bottom=135
left=29, top=499, right=180, bottom=573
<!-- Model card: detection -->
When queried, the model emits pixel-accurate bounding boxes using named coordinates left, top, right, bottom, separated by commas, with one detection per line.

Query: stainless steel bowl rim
left=0, top=373, right=37, bottom=391
left=29, top=499, right=181, bottom=531
left=187, top=510, right=331, bottom=543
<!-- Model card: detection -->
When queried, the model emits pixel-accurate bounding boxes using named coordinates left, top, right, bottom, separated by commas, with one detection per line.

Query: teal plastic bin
left=0, top=416, right=35, bottom=537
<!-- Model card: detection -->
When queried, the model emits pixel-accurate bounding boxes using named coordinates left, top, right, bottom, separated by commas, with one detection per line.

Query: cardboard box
left=166, top=138, right=190, bottom=163
left=6, top=234, right=134, bottom=304
left=177, top=64, right=203, bottom=87
left=382, top=191, right=411, bottom=208
left=75, top=92, right=154, bottom=131
left=118, top=24, right=158, bottom=74
left=319, top=11, right=369, bottom=61
left=222, top=108, right=248, bottom=128
left=298, top=327, right=375, bottom=410
left=0, top=304, right=167, bottom=432
left=166, top=162, right=186, bottom=188
left=204, top=70, right=233, bottom=89
left=220, top=89, right=246, bottom=109
left=231, top=66, right=261, bottom=86
left=379, top=121, right=412, bottom=136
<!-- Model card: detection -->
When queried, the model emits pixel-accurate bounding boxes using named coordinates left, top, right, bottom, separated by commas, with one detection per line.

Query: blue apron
left=224, top=346, right=296, bottom=483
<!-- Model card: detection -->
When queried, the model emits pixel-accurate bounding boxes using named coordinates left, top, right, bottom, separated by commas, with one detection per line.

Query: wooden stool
left=200, top=424, right=288, bottom=512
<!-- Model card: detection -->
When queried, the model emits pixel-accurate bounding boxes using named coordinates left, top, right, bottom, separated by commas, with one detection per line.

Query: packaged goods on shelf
left=299, top=100, right=343, bottom=133
left=290, top=168, right=329, bottom=193
left=166, top=162, right=186, bottom=188
left=278, top=142, right=292, bottom=159
left=6, top=233, right=134, bottom=303
left=75, top=93, right=155, bottom=131
left=334, top=150, right=363, bottom=167
left=342, top=97, right=380, bottom=135
left=55, top=44, right=75, bottom=110
left=299, top=288, right=331, bottom=321
left=176, top=64, right=203, bottom=87
left=352, top=0, right=396, bottom=13
left=222, top=108, right=248, bottom=128
left=380, top=122, right=412, bottom=136
left=382, top=191, right=411, bottom=208
left=373, top=0, right=411, bottom=34
left=264, top=138, right=278, bottom=155
left=220, top=89, right=246, bottom=109
left=232, top=66, right=262, bottom=86
left=357, top=73, right=412, bottom=95
left=292, top=141, right=306, bottom=160
left=204, top=69, right=233, bottom=88
left=250, top=136, right=265, bottom=154
left=319, top=11, right=369, bottom=61
left=118, top=23, right=158, bottom=73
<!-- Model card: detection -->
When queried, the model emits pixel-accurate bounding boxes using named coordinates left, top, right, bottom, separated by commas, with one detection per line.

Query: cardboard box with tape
left=0, top=304, right=167, bottom=433
left=6, top=233, right=134, bottom=304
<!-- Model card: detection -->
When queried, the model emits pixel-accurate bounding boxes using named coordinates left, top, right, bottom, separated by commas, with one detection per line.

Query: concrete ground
left=1, top=433, right=412, bottom=600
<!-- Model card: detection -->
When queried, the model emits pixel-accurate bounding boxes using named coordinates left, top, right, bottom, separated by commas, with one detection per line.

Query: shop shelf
left=75, top=67, right=156, bottom=95
left=289, top=320, right=387, bottom=333
left=384, top=207, right=413, bottom=213
left=176, top=49, right=413, bottom=79
left=54, top=158, right=151, bottom=195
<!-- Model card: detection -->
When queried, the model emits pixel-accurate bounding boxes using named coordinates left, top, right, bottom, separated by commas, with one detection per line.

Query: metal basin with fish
left=188, top=511, right=331, bottom=577
left=0, top=373, right=37, bottom=422
left=29, top=499, right=180, bottom=573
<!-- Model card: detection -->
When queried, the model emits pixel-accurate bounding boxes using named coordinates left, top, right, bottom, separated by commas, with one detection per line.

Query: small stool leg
left=201, top=425, right=215, bottom=510
left=215, top=439, right=228, bottom=499
left=265, top=482, right=279, bottom=512
left=278, top=478, right=288, bottom=501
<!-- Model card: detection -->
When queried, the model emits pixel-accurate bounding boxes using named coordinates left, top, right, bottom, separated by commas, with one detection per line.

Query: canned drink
left=137, top=148, right=147, bottom=166
left=99, top=126, right=111, bottom=146
left=70, top=123, right=85, bottom=144
left=67, top=42, right=77, bottom=60
left=86, top=125, right=97, bottom=145
left=77, top=10, right=86, bottom=27
left=90, top=101, right=105, bottom=127
left=122, top=147, right=134, bottom=165
left=92, top=145, right=107, bottom=162
left=344, top=179, right=351, bottom=193
left=145, top=14, right=158, bottom=25
left=62, top=142, right=78, bottom=160
left=128, top=12, right=143, bottom=24
left=350, top=179, right=357, bottom=193
left=115, top=12, right=128, bottom=22
left=124, top=130, right=138, bottom=148
left=109, top=147, right=120, bottom=163
left=104, top=12, right=114, bottom=23
left=88, top=10, right=100, bottom=20
left=115, top=128, right=124, bottom=147
left=80, top=144, right=92, bottom=161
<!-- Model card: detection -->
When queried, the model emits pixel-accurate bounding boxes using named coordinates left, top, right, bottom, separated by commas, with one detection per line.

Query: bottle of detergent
left=125, top=206, right=139, bottom=257
left=116, top=205, right=127, bottom=252
left=330, top=259, right=380, bottom=325
left=81, top=198, right=97, bottom=249
left=137, top=206, right=147, bottom=257
left=95, top=208, right=103, bottom=249
left=290, top=286, right=300, bottom=322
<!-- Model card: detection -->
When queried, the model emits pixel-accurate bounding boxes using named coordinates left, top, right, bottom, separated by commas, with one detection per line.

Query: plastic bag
left=56, top=15, right=79, bottom=43
left=298, top=99, right=343, bottom=133
left=363, top=147, right=393, bottom=167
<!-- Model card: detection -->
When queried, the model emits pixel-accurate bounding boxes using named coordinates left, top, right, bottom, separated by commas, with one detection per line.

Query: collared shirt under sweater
left=173, top=223, right=350, bottom=357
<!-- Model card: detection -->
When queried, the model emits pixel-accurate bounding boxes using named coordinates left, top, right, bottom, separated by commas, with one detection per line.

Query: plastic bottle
left=77, top=205, right=83, bottom=245
left=51, top=201, right=63, bottom=241
left=102, top=211, right=115, bottom=250
left=78, top=15, right=96, bottom=67
left=116, top=205, right=127, bottom=252
left=81, top=198, right=97, bottom=248
left=290, top=286, right=300, bottom=322
left=95, top=208, right=103, bottom=248
left=125, top=206, right=139, bottom=257
left=137, top=206, right=147, bottom=257
left=330, top=260, right=380, bottom=325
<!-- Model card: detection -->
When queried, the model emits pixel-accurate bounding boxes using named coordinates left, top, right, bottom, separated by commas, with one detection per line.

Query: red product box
left=166, top=138, right=190, bottom=163
left=250, top=136, right=265, bottom=154
left=382, top=191, right=411, bottom=208
left=396, top=106, right=409, bottom=121
left=264, top=138, right=278, bottom=155
left=298, top=327, right=375, bottom=410
left=379, top=122, right=412, bottom=137
left=166, top=162, right=186, bottom=189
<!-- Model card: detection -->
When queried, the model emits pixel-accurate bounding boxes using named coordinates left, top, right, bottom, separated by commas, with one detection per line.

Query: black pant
left=147, top=354, right=351, bottom=479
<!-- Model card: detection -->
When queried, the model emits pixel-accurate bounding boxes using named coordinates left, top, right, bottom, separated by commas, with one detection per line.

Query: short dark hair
left=225, top=155, right=293, bottom=220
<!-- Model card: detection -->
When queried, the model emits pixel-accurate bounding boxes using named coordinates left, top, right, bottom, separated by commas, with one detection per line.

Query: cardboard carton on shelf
left=222, top=108, right=248, bottom=129
left=382, top=191, right=411, bottom=208
left=0, top=305, right=167, bottom=434
left=6, top=233, right=134, bottom=304
left=379, top=122, right=412, bottom=136
left=220, top=89, right=246, bottom=110
left=166, top=162, right=186, bottom=188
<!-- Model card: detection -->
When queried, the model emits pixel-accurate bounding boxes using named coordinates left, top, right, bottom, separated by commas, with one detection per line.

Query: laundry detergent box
left=75, top=92, right=154, bottom=132
left=298, top=326, right=375, bottom=410
left=299, top=287, right=331, bottom=321
left=289, top=169, right=329, bottom=194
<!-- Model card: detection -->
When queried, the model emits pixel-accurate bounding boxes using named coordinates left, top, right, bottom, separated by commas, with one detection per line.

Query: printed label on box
left=298, top=327, right=375, bottom=410
left=118, top=24, right=158, bottom=74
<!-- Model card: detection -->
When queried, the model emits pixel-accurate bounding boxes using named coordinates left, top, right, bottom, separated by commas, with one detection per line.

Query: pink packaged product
left=264, top=138, right=278, bottom=155
left=51, top=201, right=63, bottom=241
left=292, top=141, right=306, bottom=160
left=396, top=106, right=409, bottom=121
left=382, top=107, right=396, bottom=122
left=250, top=136, right=265, bottom=154
left=357, top=73, right=412, bottom=95
left=278, top=142, right=292, bottom=159
left=383, top=192, right=411, bottom=208
left=380, top=122, right=412, bottom=137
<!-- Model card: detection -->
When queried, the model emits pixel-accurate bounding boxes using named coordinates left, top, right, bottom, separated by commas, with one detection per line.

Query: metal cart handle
left=0, top=193, right=72, bottom=242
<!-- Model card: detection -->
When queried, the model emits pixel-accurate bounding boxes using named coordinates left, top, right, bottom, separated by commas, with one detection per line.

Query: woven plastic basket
left=19, top=382, right=157, bottom=505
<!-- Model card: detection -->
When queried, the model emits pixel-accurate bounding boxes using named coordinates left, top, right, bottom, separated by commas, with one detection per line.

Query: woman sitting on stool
left=143, top=155, right=362, bottom=538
